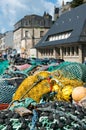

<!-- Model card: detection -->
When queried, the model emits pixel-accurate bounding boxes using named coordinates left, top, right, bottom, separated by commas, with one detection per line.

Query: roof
left=35, top=3, right=86, bottom=48
left=14, top=14, right=43, bottom=25
left=14, top=13, right=52, bottom=31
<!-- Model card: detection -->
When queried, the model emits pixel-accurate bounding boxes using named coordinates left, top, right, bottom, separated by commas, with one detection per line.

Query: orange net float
left=72, top=86, right=86, bottom=102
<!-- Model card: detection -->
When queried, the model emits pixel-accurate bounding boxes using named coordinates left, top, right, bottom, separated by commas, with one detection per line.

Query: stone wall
left=13, top=27, right=49, bottom=57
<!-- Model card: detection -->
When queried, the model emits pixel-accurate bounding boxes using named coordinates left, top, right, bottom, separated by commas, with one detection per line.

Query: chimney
left=62, top=0, right=64, bottom=7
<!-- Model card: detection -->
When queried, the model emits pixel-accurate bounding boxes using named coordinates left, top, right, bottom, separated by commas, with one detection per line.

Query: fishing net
left=0, top=100, right=86, bottom=130
left=0, top=72, right=24, bottom=103
left=12, top=70, right=84, bottom=102
left=0, top=60, right=9, bottom=75
left=0, top=80, right=17, bottom=103
left=12, top=71, right=51, bottom=102
left=50, top=76, right=84, bottom=102
left=48, top=62, right=86, bottom=82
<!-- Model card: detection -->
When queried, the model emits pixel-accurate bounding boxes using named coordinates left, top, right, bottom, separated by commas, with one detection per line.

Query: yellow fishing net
left=51, top=70, right=84, bottom=101
left=13, top=70, right=84, bottom=102
left=12, top=71, right=51, bottom=102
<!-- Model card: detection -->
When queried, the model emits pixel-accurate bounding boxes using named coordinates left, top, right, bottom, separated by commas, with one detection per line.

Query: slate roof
left=14, top=14, right=52, bottom=31
left=35, top=3, right=86, bottom=48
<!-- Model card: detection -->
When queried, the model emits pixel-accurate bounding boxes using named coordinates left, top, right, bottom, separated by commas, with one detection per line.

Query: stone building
left=13, top=13, right=52, bottom=57
left=35, top=3, right=86, bottom=63
left=59, top=0, right=86, bottom=15
left=54, top=7, right=59, bottom=21
left=0, top=33, right=3, bottom=48
left=0, top=31, right=13, bottom=51
left=59, top=0, right=71, bottom=15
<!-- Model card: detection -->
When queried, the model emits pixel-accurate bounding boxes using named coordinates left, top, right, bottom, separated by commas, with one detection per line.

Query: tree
left=71, top=0, right=84, bottom=8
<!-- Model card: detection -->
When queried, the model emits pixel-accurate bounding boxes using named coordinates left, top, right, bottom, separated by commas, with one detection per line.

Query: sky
left=0, top=0, right=72, bottom=33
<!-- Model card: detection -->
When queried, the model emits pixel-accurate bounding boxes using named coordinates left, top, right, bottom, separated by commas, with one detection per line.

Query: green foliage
left=71, top=0, right=84, bottom=8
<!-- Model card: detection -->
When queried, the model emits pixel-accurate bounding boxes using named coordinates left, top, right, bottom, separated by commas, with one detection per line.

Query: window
left=40, top=31, right=44, bottom=38
left=25, top=21, right=28, bottom=25
left=67, top=47, right=70, bottom=55
left=47, top=49, right=49, bottom=56
left=56, top=48, right=60, bottom=56
left=76, top=46, right=79, bottom=55
left=71, top=47, right=74, bottom=55
left=50, top=49, right=53, bottom=55
left=47, top=30, right=72, bottom=42
left=41, top=50, right=43, bottom=56
left=25, top=31, right=28, bottom=38
left=64, top=47, right=66, bottom=55
left=49, top=49, right=51, bottom=56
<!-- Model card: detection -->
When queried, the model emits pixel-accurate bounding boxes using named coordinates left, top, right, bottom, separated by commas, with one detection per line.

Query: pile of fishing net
left=1, top=61, right=86, bottom=104
left=13, top=70, right=84, bottom=103
left=0, top=98, right=86, bottom=130
left=0, top=61, right=86, bottom=130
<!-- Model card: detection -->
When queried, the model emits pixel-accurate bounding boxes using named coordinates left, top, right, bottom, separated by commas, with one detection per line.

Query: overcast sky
left=0, top=0, right=72, bottom=33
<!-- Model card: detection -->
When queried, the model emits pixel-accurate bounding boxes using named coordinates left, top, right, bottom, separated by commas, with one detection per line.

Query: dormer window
left=46, top=30, right=72, bottom=42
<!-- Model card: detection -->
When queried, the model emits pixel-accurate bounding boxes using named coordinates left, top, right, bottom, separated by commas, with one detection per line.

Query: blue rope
left=30, top=109, right=38, bottom=130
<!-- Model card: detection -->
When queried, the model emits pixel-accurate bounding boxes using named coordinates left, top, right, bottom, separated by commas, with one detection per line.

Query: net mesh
left=48, top=62, right=86, bottom=82
left=0, top=60, right=9, bottom=75
left=0, top=80, right=16, bottom=103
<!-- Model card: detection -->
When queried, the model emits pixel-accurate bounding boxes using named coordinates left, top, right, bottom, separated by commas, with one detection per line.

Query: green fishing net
left=0, top=60, right=9, bottom=75
left=48, top=62, right=86, bottom=82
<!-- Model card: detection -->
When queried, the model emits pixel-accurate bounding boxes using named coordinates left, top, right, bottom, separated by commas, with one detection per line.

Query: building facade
left=0, top=31, right=13, bottom=51
left=54, top=7, right=59, bottom=21
left=35, top=4, right=86, bottom=63
left=59, top=0, right=86, bottom=15
left=13, top=13, right=52, bottom=57
left=59, top=1, right=71, bottom=15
